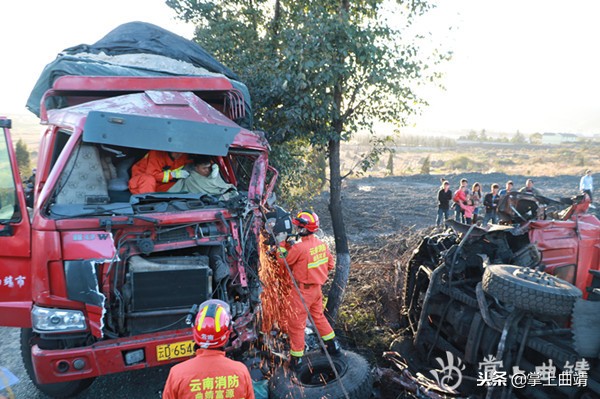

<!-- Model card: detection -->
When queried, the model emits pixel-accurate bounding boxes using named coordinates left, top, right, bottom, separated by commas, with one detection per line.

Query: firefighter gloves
left=171, top=169, right=190, bottom=179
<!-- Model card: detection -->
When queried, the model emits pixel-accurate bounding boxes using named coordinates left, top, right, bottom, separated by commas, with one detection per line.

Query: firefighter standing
left=162, top=300, right=255, bottom=399
left=129, top=150, right=191, bottom=194
left=277, top=210, right=341, bottom=370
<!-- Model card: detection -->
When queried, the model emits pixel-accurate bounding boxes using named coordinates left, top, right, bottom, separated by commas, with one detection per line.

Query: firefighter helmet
left=292, top=210, right=320, bottom=233
left=193, top=299, right=232, bottom=349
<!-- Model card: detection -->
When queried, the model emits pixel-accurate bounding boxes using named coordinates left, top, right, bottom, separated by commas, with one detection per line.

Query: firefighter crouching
left=162, top=300, right=255, bottom=399
left=276, top=210, right=341, bottom=370
left=129, top=150, right=191, bottom=194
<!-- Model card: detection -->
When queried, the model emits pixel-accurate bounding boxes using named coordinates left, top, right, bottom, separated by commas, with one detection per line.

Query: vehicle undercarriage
left=401, top=194, right=600, bottom=399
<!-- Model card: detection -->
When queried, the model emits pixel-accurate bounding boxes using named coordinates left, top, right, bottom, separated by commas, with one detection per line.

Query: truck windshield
left=47, top=141, right=249, bottom=218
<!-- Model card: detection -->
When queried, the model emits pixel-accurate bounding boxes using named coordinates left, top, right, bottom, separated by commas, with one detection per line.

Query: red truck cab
left=0, top=75, right=276, bottom=397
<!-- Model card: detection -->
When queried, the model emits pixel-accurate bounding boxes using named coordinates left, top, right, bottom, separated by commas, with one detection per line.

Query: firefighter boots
left=324, top=338, right=341, bottom=356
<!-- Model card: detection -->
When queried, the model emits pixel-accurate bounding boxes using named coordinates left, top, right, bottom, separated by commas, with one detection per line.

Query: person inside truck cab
left=128, top=150, right=191, bottom=194
left=168, top=155, right=238, bottom=200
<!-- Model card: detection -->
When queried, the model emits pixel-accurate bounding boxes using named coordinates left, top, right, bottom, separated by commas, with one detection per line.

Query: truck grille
left=128, top=255, right=212, bottom=311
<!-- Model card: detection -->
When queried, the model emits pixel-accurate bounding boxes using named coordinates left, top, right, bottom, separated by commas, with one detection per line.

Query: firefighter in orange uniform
left=129, top=150, right=191, bottom=194
left=162, top=300, right=255, bottom=399
left=276, top=210, right=341, bottom=370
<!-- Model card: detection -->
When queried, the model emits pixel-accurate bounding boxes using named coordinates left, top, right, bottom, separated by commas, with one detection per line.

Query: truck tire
left=269, top=350, right=372, bottom=399
left=21, top=328, right=96, bottom=399
left=482, top=265, right=581, bottom=317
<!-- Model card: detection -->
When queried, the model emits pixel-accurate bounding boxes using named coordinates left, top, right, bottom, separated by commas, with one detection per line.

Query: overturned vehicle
left=401, top=192, right=600, bottom=398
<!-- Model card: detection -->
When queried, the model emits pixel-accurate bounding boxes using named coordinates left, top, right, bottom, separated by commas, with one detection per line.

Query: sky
left=1, top=0, right=600, bottom=136
left=414, top=0, right=600, bottom=136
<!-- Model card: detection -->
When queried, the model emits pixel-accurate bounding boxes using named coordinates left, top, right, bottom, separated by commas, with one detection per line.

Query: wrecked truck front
left=22, top=88, right=276, bottom=386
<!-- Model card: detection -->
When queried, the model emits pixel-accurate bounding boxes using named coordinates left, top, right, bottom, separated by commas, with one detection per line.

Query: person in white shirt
left=168, top=155, right=238, bottom=200
left=580, top=169, right=594, bottom=202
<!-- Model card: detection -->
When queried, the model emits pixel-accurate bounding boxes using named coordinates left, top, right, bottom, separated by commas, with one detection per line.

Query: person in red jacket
left=129, top=150, right=191, bottom=194
left=276, top=210, right=341, bottom=371
left=453, top=179, right=468, bottom=223
left=162, top=300, right=255, bottom=399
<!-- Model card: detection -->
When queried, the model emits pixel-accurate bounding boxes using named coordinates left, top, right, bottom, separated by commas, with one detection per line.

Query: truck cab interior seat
left=107, top=156, right=136, bottom=203
left=55, top=144, right=109, bottom=205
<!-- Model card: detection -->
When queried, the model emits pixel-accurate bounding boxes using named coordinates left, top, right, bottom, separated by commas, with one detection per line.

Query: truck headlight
left=32, top=306, right=87, bottom=333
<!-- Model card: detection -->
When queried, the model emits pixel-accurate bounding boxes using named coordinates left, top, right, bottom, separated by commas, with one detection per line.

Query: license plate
left=156, top=340, right=195, bottom=361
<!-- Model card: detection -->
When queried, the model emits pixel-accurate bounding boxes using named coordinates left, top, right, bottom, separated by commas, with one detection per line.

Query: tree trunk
left=325, top=0, right=351, bottom=325
left=270, top=0, right=281, bottom=37
left=325, top=137, right=351, bottom=325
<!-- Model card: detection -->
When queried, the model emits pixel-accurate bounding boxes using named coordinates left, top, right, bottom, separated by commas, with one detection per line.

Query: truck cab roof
left=43, top=76, right=268, bottom=153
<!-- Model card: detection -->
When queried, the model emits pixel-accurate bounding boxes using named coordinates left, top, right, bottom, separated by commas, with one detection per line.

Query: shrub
left=386, top=152, right=394, bottom=176
left=444, top=155, right=486, bottom=172
left=420, top=156, right=431, bottom=175
left=494, top=159, right=516, bottom=166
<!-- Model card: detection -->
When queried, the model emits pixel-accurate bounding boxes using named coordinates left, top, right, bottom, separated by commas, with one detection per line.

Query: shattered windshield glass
left=47, top=141, right=251, bottom=218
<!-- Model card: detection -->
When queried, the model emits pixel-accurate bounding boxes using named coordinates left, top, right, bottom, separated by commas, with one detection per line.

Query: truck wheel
left=269, top=350, right=372, bottom=399
left=482, top=265, right=581, bottom=316
left=21, top=328, right=96, bottom=399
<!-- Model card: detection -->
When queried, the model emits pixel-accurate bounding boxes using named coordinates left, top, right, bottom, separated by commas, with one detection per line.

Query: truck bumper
left=31, top=329, right=193, bottom=384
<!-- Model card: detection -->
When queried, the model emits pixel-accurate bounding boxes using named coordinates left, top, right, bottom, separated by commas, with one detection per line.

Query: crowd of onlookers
left=436, top=170, right=594, bottom=227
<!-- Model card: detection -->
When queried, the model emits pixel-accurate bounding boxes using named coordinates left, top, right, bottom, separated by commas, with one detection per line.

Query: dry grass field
left=341, top=137, right=600, bottom=179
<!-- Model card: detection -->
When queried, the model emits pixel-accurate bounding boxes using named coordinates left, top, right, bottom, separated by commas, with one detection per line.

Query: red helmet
left=292, top=210, right=320, bottom=233
left=193, top=299, right=232, bottom=349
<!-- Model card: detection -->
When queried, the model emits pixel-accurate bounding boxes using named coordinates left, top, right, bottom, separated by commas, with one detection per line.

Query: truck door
left=0, top=118, right=32, bottom=327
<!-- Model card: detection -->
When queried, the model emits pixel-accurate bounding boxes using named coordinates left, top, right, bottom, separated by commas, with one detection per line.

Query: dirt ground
left=310, top=172, right=592, bottom=239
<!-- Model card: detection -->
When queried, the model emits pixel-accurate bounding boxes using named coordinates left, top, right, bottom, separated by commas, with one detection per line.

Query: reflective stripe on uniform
left=321, top=331, right=336, bottom=341
left=162, top=171, right=170, bottom=183
left=290, top=349, right=304, bottom=357
left=307, top=257, right=328, bottom=269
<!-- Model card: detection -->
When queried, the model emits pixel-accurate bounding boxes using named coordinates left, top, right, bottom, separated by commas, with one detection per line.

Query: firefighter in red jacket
left=162, top=300, right=255, bottom=399
left=129, top=150, right=191, bottom=194
left=277, top=210, right=341, bottom=370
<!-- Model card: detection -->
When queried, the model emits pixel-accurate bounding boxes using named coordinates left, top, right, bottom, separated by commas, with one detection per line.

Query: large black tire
left=482, top=265, right=581, bottom=316
left=269, top=350, right=372, bottom=399
left=21, top=328, right=96, bottom=398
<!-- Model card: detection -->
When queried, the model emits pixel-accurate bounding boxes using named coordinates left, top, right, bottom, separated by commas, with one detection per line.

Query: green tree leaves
left=15, top=138, right=31, bottom=177
left=167, top=0, right=448, bottom=202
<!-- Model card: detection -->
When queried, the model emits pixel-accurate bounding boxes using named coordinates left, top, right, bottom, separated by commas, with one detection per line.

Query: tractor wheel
left=269, top=350, right=372, bottom=399
left=482, top=265, right=581, bottom=316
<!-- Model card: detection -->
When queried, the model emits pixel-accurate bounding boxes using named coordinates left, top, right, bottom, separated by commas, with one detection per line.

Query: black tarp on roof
left=26, top=22, right=252, bottom=127
left=63, top=21, right=240, bottom=81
